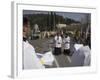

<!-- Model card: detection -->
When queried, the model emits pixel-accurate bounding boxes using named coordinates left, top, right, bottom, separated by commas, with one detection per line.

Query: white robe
left=54, top=35, right=62, bottom=48
left=23, top=41, right=45, bottom=69
left=80, top=46, right=91, bottom=66
left=71, top=44, right=91, bottom=66
left=63, top=36, right=70, bottom=49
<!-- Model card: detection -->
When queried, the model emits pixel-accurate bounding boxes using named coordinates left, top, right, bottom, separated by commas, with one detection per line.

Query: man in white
left=79, top=45, right=91, bottom=66
left=70, top=41, right=91, bottom=66
left=53, top=32, right=62, bottom=55
left=23, top=17, right=45, bottom=69
left=63, top=34, right=70, bottom=55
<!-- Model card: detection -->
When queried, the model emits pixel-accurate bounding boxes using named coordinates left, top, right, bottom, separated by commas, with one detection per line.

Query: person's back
left=70, top=46, right=85, bottom=66
left=70, top=44, right=90, bottom=66
left=79, top=45, right=91, bottom=66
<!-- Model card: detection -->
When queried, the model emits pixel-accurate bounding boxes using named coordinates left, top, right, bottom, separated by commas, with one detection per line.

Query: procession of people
left=23, top=16, right=91, bottom=69
left=51, top=29, right=91, bottom=66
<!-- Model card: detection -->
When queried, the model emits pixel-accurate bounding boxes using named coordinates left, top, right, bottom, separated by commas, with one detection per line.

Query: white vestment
left=23, top=41, right=45, bottom=69
left=71, top=44, right=91, bottom=66
left=63, top=36, right=70, bottom=49
left=79, top=46, right=91, bottom=66
left=54, top=35, right=62, bottom=48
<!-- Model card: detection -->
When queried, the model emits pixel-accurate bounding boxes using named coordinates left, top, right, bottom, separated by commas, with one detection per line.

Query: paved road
left=29, top=37, right=74, bottom=68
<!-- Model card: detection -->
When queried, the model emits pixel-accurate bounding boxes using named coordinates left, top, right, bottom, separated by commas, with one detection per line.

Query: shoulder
left=54, top=36, right=57, bottom=40
left=23, top=41, right=35, bottom=51
left=78, top=46, right=90, bottom=55
left=59, top=36, right=62, bottom=39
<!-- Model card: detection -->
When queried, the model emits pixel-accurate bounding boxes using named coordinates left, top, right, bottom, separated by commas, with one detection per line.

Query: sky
left=56, top=12, right=88, bottom=22
left=23, top=10, right=90, bottom=22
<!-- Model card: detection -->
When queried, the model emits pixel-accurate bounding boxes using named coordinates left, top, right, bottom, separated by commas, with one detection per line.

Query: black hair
left=23, top=17, right=29, bottom=26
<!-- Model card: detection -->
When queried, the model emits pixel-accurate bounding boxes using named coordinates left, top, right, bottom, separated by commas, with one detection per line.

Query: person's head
left=23, top=17, right=30, bottom=37
left=56, top=30, right=61, bottom=36
left=65, top=33, right=68, bottom=38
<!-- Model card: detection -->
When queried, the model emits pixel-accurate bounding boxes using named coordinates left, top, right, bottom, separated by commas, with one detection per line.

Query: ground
left=29, top=37, right=73, bottom=68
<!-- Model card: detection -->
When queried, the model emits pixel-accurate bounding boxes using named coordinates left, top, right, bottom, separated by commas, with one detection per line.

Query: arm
left=23, top=42, right=45, bottom=69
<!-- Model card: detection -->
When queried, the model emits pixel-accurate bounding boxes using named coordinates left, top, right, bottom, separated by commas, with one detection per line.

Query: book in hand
left=37, top=51, right=55, bottom=66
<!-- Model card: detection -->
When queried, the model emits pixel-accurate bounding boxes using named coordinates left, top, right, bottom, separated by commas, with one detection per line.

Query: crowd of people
left=23, top=17, right=91, bottom=69
left=53, top=32, right=71, bottom=56
left=51, top=29, right=91, bottom=66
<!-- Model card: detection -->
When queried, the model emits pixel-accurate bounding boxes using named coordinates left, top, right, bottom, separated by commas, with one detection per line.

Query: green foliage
left=24, top=12, right=80, bottom=31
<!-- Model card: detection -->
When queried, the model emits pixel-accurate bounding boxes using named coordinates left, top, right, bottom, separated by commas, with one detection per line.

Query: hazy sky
left=23, top=10, right=90, bottom=22
left=56, top=12, right=87, bottom=22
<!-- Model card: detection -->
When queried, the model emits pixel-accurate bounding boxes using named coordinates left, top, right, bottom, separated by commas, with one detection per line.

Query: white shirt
left=79, top=46, right=91, bottom=66
left=54, top=35, right=62, bottom=48
left=23, top=41, right=45, bottom=69
left=71, top=44, right=91, bottom=66
left=63, top=36, right=70, bottom=49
